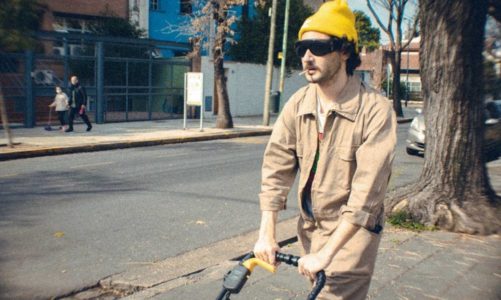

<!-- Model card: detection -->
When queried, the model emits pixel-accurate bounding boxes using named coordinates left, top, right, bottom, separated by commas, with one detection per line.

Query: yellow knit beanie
left=298, top=0, right=358, bottom=49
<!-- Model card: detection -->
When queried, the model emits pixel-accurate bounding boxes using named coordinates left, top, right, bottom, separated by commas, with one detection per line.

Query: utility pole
left=263, top=0, right=278, bottom=126
left=405, top=42, right=410, bottom=106
left=405, top=21, right=411, bottom=107
left=278, top=0, right=291, bottom=109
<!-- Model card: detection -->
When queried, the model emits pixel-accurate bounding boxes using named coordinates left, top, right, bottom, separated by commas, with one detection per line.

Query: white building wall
left=201, top=56, right=307, bottom=118
left=129, top=0, right=149, bottom=36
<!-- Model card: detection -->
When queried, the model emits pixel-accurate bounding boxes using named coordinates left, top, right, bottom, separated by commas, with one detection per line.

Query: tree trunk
left=386, top=0, right=500, bottom=235
left=189, top=40, right=202, bottom=118
left=190, top=38, right=202, bottom=73
left=213, top=27, right=233, bottom=129
left=391, top=50, right=404, bottom=117
left=262, top=0, right=278, bottom=126
left=212, top=1, right=233, bottom=129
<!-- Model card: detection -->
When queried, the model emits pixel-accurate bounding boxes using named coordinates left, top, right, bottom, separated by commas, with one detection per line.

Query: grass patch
left=387, top=211, right=436, bottom=232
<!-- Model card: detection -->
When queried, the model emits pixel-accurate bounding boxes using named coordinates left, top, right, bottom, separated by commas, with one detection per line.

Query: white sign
left=183, top=72, right=205, bottom=131
left=185, top=72, right=204, bottom=106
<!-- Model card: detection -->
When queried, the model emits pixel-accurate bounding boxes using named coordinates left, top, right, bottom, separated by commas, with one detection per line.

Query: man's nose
left=302, top=49, right=314, bottom=62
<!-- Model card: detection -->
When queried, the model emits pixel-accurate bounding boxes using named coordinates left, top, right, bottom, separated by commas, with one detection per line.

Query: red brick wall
left=41, top=0, right=129, bottom=31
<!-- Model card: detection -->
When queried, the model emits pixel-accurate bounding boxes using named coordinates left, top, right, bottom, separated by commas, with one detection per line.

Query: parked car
left=406, top=102, right=501, bottom=161
left=406, top=112, right=425, bottom=156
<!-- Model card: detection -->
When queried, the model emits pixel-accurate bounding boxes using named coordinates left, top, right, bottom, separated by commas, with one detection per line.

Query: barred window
left=150, top=0, right=159, bottom=11
left=180, top=0, right=192, bottom=15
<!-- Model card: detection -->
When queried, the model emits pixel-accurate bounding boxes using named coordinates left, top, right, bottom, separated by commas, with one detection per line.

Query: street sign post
left=184, top=72, right=204, bottom=131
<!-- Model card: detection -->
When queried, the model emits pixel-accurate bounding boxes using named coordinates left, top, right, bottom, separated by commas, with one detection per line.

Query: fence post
left=24, top=50, right=35, bottom=128
left=148, top=48, right=152, bottom=120
left=63, top=38, right=69, bottom=88
left=96, top=42, right=104, bottom=124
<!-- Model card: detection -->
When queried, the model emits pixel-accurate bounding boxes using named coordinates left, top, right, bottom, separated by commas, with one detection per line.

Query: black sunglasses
left=295, top=38, right=343, bottom=57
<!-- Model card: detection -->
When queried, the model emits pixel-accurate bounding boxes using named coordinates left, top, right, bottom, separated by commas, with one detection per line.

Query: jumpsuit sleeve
left=259, top=99, right=299, bottom=211
left=340, top=98, right=397, bottom=229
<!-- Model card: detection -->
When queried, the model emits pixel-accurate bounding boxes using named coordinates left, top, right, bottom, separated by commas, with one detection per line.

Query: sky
left=348, top=0, right=419, bottom=44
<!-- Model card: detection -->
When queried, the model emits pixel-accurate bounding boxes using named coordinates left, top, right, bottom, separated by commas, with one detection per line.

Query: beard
left=303, top=56, right=343, bottom=86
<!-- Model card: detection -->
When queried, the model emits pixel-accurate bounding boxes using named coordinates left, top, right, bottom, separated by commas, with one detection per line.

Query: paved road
left=0, top=123, right=422, bottom=299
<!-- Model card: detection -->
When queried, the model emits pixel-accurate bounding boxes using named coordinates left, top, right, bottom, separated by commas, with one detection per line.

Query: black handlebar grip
left=308, top=270, right=326, bottom=300
left=275, top=252, right=326, bottom=300
left=275, top=252, right=299, bottom=266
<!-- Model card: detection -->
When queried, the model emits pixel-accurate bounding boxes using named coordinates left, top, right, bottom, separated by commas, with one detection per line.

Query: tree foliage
left=92, top=8, right=147, bottom=59
left=91, top=8, right=145, bottom=39
left=0, top=0, right=45, bottom=52
left=354, top=10, right=380, bottom=52
left=229, top=4, right=381, bottom=68
left=228, top=0, right=313, bottom=69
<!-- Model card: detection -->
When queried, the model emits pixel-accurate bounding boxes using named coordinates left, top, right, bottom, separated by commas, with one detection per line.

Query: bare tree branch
left=387, top=1, right=396, bottom=49
left=402, top=9, right=419, bottom=50
left=367, top=0, right=391, bottom=37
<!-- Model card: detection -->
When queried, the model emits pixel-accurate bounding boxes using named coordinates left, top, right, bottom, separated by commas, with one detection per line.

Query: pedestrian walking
left=253, top=1, right=397, bottom=299
left=66, top=75, right=92, bottom=132
left=48, top=85, right=69, bottom=131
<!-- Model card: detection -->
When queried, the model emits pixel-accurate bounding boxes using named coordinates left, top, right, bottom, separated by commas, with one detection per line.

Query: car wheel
left=406, top=147, right=419, bottom=156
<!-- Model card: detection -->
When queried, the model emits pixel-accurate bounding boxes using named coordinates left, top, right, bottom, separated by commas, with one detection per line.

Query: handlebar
left=275, top=253, right=326, bottom=300
left=216, top=252, right=326, bottom=300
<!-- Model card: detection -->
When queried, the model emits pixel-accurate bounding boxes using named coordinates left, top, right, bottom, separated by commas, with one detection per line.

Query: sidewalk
left=0, top=116, right=274, bottom=161
left=0, top=112, right=415, bottom=161
left=149, top=227, right=500, bottom=300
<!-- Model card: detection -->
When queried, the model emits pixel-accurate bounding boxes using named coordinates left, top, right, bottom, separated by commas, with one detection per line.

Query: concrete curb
left=0, top=129, right=272, bottom=161
left=0, top=119, right=412, bottom=161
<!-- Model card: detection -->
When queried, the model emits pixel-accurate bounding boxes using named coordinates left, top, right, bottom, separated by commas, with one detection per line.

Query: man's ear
left=341, top=51, right=350, bottom=62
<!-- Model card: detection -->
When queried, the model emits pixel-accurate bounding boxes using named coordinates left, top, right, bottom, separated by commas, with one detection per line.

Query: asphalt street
left=0, top=123, right=423, bottom=299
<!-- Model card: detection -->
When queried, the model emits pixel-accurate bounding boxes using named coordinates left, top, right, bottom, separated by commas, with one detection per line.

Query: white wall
left=201, top=56, right=307, bottom=118
left=129, top=0, right=149, bottom=36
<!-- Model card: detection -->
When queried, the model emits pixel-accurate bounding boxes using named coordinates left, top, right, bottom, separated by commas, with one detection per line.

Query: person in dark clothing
left=66, top=75, right=92, bottom=132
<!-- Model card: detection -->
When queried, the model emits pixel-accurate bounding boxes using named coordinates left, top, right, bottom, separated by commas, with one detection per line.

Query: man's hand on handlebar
left=253, top=238, right=280, bottom=266
left=298, top=252, right=331, bottom=281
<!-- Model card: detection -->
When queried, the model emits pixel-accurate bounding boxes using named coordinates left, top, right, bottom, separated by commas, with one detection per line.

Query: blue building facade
left=148, top=0, right=191, bottom=43
left=144, top=0, right=255, bottom=57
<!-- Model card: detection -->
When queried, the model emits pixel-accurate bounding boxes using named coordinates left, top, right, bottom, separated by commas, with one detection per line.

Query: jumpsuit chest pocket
left=330, top=146, right=358, bottom=190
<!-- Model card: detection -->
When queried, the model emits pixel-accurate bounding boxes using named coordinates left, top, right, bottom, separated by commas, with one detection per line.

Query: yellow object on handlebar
left=242, top=258, right=276, bottom=273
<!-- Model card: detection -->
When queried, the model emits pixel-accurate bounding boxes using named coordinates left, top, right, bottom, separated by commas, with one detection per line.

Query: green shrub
left=387, top=211, right=436, bottom=232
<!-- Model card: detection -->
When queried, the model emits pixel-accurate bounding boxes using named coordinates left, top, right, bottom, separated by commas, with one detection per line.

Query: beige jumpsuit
left=259, top=76, right=397, bottom=299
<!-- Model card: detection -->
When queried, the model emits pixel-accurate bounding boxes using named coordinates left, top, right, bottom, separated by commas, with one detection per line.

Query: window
left=150, top=0, right=159, bottom=11
left=180, top=0, right=192, bottom=15
left=408, top=82, right=422, bottom=92
left=53, top=16, right=91, bottom=34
